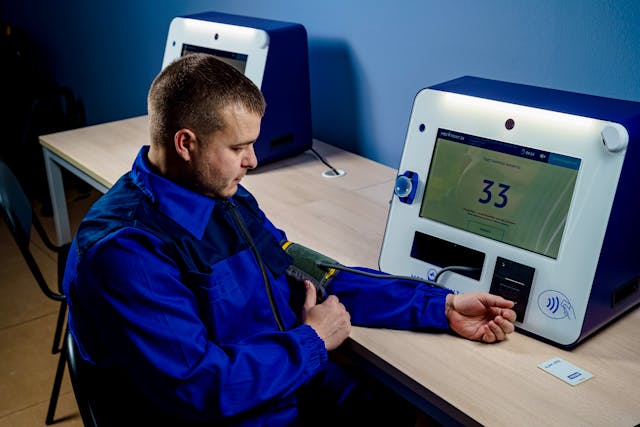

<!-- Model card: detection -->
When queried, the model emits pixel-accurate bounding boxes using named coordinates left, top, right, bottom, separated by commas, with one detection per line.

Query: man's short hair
left=147, top=53, right=266, bottom=147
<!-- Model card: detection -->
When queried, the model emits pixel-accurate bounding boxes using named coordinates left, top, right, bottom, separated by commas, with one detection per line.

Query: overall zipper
left=224, top=199, right=285, bottom=332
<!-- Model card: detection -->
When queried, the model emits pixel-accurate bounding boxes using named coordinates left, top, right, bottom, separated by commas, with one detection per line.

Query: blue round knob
left=394, top=175, right=413, bottom=198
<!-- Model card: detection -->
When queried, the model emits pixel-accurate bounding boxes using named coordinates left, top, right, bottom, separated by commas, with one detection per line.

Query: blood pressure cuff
left=281, top=241, right=340, bottom=302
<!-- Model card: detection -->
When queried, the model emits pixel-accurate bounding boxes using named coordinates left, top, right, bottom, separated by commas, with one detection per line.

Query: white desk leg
left=43, top=148, right=72, bottom=245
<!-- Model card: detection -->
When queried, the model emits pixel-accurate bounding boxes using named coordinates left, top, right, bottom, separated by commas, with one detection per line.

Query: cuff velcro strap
left=282, top=241, right=341, bottom=301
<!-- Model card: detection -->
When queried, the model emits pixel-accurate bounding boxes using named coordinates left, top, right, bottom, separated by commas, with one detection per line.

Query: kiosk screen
left=181, top=44, right=248, bottom=73
left=420, top=129, right=580, bottom=258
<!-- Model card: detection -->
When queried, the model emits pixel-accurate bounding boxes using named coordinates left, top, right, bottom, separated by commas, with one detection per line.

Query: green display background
left=420, top=137, right=579, bottom=258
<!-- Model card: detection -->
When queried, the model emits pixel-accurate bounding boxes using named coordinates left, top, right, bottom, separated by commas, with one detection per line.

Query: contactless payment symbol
left=538, top=290, right=575, bottom=320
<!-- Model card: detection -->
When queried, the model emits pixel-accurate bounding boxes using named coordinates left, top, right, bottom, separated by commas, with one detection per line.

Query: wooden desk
left=40, top=116, right=640, bottom=426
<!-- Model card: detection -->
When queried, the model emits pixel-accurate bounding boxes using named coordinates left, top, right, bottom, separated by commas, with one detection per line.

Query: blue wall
left=2, top=0, right=639, bottom=168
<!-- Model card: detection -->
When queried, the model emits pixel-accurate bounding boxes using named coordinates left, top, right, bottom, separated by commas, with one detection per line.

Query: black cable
left=226, top=200, right=285, bottom=332
left=315, top=261, right=447, bottom=289
left=309, top=146, right=341, bottom=176
left=434, top=266, right=480, bottom=282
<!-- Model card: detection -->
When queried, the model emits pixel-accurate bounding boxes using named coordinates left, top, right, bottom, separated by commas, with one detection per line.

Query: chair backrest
left=0, top=158, right=66, bottom=301
left=0, top=159, right=33, bottom=246
left=65, top=331, right=100, bottom=427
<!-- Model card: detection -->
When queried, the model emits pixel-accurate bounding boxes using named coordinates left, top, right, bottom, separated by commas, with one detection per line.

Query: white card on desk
left=538, top=357, right=593, bottom=386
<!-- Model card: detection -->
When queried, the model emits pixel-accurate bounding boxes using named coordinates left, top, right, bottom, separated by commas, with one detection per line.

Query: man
left=63, top=54, right=516, bottom=426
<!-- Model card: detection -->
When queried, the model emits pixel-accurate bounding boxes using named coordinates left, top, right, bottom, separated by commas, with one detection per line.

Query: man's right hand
left=301, top=280, right=351, bottom=350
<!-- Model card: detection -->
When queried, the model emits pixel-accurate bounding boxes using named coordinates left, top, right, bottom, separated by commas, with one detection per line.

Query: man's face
left=189, top=105, right=261, bottom=199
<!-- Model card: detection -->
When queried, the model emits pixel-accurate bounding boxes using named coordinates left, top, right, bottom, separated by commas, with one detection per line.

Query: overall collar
left=129, top=146, right=222, bottom=239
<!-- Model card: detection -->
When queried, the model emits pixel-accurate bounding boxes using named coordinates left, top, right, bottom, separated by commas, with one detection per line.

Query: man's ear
left=174, top=129, right=198, bottom=162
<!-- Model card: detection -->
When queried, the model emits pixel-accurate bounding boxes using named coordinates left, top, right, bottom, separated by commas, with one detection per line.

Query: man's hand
left=302, top=280, right=351, bottom=350
left=446, top=293, right=517, bottom=343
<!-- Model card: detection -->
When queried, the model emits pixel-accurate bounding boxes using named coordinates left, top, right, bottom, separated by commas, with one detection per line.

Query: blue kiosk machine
left=161, top=11, right=312, bottom=165
left=380, top=77, right=640, bottom=347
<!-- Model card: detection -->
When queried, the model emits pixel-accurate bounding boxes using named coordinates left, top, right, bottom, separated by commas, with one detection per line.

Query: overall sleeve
left=67, top=228, right=327, bottom=422
left=327, top=267, right=453, bottom=331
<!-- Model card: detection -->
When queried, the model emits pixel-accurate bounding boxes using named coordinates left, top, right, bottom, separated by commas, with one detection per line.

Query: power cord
left=308, top=146, right=342, bottom=177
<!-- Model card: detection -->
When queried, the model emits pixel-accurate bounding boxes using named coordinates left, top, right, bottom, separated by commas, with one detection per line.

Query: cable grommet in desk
left=322, top=169, right=346, bottom=178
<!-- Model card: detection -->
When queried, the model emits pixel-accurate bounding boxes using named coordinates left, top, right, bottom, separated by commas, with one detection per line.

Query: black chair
left=0, top=159, right=70, bottom=424
left=65, top=330, right=99, bottom=427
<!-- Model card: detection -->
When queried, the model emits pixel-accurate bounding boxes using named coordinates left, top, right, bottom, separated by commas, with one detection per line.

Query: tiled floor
left=0, top=184, right=101, bottom=427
